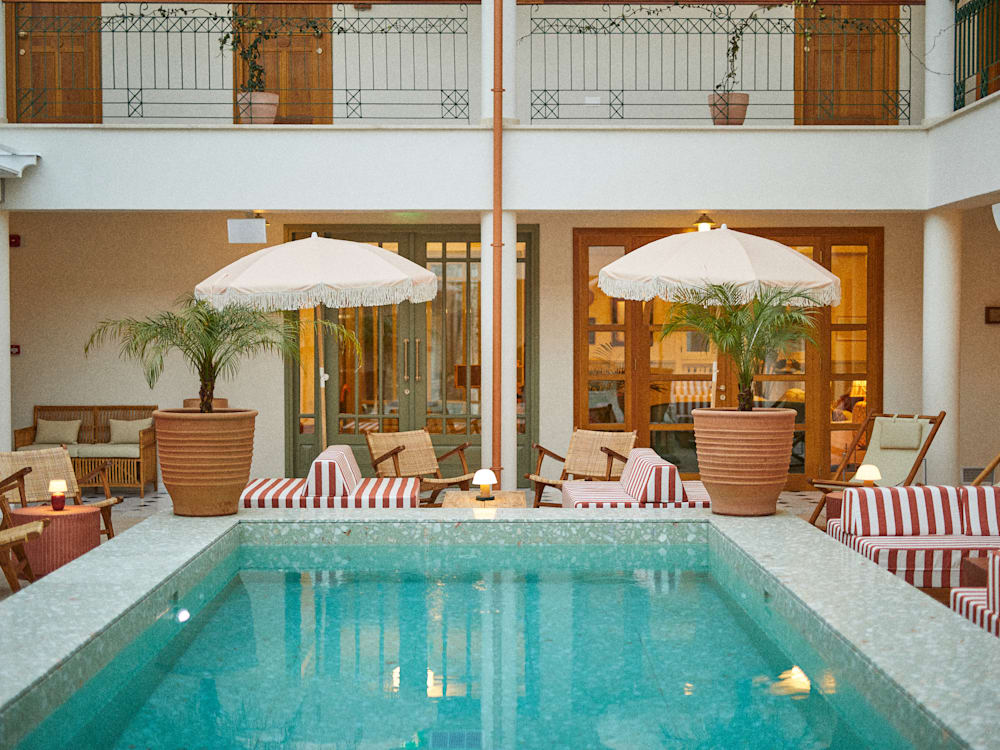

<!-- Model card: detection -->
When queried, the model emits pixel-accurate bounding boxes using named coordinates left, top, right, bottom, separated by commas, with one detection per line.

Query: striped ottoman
left=950, top=552, right=1000, bottom=637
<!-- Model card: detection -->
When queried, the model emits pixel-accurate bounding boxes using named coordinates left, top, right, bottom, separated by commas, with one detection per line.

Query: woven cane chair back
left=0, top=448, right=79, bottom=504
left=366, top=430, right=439, bottom=478
left=563, top=430, right=637, bottom=479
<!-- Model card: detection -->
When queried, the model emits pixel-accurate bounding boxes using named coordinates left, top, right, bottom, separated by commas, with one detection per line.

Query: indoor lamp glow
left=48, top=479, right=68, bottom=511
left=472, top=469, right=497, bottom=502
left=855, top=464, right=881, bottom=487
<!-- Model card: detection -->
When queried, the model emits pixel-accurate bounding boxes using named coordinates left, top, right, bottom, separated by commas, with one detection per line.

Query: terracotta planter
left=693, top=407, right=795, bottom=516
left=153, top=408, right=257, bottom=517
left=708, top=92, right=749, bottom=125
left=182, top=397, right=229, bottom=409
left=237, top=91, right=279, bottom=124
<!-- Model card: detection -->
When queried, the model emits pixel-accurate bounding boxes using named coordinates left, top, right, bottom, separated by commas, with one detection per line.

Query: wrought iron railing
left=528, top=5, right=912, bottom=124
left=955, top=0, right=1000, bottom=109
left=9, top=2, right=470, bottom=123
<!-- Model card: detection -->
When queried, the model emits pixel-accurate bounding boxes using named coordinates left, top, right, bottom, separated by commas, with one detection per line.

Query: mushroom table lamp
left=473, top=469, right=497, bottom=502
left=855, top=464, right=881, bottom=488
left=48, top=479, right=68, bottom=511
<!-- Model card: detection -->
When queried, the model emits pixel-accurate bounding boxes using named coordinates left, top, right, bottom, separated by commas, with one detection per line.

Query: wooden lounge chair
left=365, top=430, right=474, bottom=505
left=809, top=411, right=946, bottom=527
left=972, top=450, right=1000, bottom=487
left=0, top=447, right=123, bottom=539
left=525, top=429, right=637, bottom=508
left=0, top=469, right=48, bottom=592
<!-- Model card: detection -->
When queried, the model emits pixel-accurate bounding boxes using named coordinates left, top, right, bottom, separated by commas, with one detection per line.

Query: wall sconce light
left=694, top=213, right=717, bottom=232
left=472, top=468, right=497, bottom=502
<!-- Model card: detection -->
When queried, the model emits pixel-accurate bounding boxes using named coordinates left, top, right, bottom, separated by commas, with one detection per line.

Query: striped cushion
left=241, top=478, right=307, bottom=508
left=827, top=519, right=1000, bottom=587
left=307, top=445, right=363, bottom=499
left=562, top=478, right=709, bottom=509
left=951, top=588, right=1000, bottom=637
left=990, top=552, right=1000, bottom=612
left=346, top=477, right=419, bottom=508
left=618, top=449, right=687, bottom=503
left=962, top=485, right=1000, bottom=536
left=841, top=486, right=962, bottom=536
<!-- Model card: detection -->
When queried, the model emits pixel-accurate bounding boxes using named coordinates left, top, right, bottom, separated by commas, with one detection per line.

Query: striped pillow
left=990, top=552, right=1000, bottom=613
left=961, top=485, right=1000, bottom=536
left=842, top=486, right=962, bottom=536
left=619, top=449, right=687, bottom=503
left=307, top=445, right=362, bottom=499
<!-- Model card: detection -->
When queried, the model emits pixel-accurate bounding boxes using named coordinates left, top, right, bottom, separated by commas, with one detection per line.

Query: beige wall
left=9, top=208, right=937, bottom=482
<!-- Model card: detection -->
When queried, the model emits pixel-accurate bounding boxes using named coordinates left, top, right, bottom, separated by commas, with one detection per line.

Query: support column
left=0, top=212, right=10, bottom=451
left=480, top=211, right=517, bottom=488
left=923, top=0, right=956, bottom=121
left=480, top=0, right=517, bottom=122
left=922, top=209, right=961, bottom=484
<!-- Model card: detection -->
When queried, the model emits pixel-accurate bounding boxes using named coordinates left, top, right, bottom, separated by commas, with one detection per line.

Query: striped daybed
left=241, top=445, right=420, bottom=509
left=827, top=485, right=1000, bottom=588
left=561, top=448, right=710, bottom=509
left=951, top=551, right=1000, bottom=637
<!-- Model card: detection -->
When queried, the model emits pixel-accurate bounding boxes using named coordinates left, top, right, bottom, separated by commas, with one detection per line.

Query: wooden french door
left=795, top=4, right=900, bottom=125
left=234, top=4, right=333, bottom=124
left=288, top=226, right=537, bottom=482
left=6, top=2, right=101, bottom=123
left=573, top=227, right=883, bottom=490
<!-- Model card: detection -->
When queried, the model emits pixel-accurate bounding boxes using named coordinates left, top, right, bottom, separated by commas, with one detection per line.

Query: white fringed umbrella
left=195, top=233, right=437, bottom=310
left=597, top=225, right=841, bottom=307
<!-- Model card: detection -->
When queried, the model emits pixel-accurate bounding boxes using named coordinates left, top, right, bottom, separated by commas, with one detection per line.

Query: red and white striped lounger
left=562, top=449, right=709, bottom=509
left=950, top=551, right=1000, bottom=637
left=241, top=445, right=420, bottom=509
left=827, top=485, right=1000, bottom=588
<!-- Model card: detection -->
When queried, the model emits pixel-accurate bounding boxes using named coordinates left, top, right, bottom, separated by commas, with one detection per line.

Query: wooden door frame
left=573, top=226, right=884, bottom=488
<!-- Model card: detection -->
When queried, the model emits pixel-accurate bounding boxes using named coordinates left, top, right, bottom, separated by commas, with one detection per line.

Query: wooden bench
left=14, top=405, right=158, bottom=497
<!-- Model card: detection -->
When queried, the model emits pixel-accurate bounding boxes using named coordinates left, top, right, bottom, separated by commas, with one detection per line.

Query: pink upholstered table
left=10, top=505, right=100, bottom=576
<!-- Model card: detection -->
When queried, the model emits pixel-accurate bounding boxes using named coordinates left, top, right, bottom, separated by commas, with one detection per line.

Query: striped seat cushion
left=962, top=485, right=1000, bottom=536
left=841, top=486, right=962, bottom=536
left=561, top=479, right=709, bottom=509
left=619, top=449, right=687, bottom=503
left=950, top=588, right=1000, bottom=637
left=241, top=478, right=308, bottom=508
left=827, top=519, right=1000, bottom=587
left=343, top=477, right=420, bottom=509
left=307, top=445, right=363, bottom=499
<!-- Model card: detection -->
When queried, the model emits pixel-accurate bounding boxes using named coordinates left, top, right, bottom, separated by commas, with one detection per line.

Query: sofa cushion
left=561, top=479, right=709, bottom=509
left=307, top=445, right=362, bottom=498
left=241, top=478, right=308, bottom=508
left=990, top=551, right=1000, bottom=613
left=16, top=443, right=80, bottom=458
left=962, top=486, right=1000, bottom=536
left=951, top=588, right=1000, bottom=637
left=342, top=477, right=419, bottom=509
left=35, top=419, right=81, bottom=445
left=619, top=449, right=687, bottom=503
left=109, top=417, right=153, bottom=444
left=841, top=486, right=962, bottom=536
left=76, top=443, right=140, bottom=459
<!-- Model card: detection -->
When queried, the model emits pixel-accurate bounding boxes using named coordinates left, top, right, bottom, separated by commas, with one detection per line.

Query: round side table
left=10, top=505, right=101, bottom=577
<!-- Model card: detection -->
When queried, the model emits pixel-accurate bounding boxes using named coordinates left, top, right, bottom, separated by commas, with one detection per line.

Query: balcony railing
left=955, top=0, right=1000, bottom=109
left=528, top=5, right=912, bottom=125
left=8, top=2, right=470, bottom=124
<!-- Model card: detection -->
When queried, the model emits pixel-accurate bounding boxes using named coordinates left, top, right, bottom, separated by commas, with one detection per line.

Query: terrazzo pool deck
left=1, top=507, right=998, bottom=748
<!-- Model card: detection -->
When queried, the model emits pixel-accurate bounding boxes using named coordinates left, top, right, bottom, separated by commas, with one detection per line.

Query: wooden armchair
left=972, top=451, right=1000, bottom=487
left=0, top=447, right=123, bottom=538
left=525, top=429, right=637, bottom=508
left=0, top=468, right=48, bottom=592
left=365, top=430, right=474, bottom=506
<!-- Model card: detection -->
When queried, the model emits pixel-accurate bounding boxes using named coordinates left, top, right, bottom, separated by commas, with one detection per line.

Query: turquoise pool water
left=21, top=544, right=910, bottom=749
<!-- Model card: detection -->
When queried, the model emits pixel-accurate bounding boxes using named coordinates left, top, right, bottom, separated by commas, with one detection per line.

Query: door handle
left=403, top=338, right=410, bottom=382
left=415, top=339, right=422, bottom=382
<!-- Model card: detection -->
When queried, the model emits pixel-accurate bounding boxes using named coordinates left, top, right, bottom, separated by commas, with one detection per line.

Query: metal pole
left=491, top=0, right=504, bottom=482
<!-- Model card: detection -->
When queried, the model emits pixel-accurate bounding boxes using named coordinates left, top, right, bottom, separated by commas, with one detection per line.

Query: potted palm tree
left=85, top=297, right=352, bottom=516
left=662, top=283, right=818, bottom=515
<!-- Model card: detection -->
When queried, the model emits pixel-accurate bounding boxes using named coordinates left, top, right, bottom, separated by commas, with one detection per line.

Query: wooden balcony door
left=234, top=4, right=333, bottom=124
left=795, top=5, right=900, bottom=125
left=6, top=2, right=101, bottom=123
left=573, top=227, right=883, bottom=490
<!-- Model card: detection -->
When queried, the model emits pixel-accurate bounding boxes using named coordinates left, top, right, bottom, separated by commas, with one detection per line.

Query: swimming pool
left=0, top=510, right=993, bottom=749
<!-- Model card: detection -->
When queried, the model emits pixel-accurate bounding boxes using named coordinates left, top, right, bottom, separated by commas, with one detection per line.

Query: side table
left=10, top=505, right=101, bottom=576
left=961, top=556, right=990, bottom=588
left=441, top=491, right=528, bottom=509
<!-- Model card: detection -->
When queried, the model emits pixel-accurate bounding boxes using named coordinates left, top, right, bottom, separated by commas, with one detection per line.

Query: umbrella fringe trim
left=196, top=280, right=438, bottom=311
left=597, top=276, right=841, bottom=307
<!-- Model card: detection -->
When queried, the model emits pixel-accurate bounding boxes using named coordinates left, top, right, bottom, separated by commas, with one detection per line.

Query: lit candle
left=48, top=479, right=68, bottom=511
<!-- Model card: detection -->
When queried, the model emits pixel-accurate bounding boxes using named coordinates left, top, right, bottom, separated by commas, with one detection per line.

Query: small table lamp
left=855, top=464, right=881, bottom=488
left=472, top=469, right=497, bottom=502
left=48, top=479, right=68, bottom=511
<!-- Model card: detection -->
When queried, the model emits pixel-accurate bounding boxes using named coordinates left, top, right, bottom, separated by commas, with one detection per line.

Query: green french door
left=286, top=225, right=538, bottom=484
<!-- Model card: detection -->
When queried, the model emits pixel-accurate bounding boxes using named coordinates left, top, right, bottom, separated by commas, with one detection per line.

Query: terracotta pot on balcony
left=237, top=92, right=279, bottom=124
left=153, top=408, right=257, bottom=516
left=708, top=92, right=749, bottom=125
left=693, top=407, right=795, bottom=516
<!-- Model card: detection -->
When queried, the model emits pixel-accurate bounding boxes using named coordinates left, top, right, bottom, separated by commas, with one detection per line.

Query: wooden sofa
left=14, top=405, right=158, bottom=497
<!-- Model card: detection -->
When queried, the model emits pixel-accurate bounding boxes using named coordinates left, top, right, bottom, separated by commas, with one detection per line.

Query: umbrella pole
left=316, top=305, right=328, bottom=450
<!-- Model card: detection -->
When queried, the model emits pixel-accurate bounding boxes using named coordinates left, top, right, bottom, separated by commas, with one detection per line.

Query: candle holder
left=48, top=479, right=68, bottom=511
left=472, top=469, right=497, bottom=502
